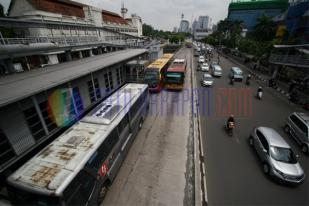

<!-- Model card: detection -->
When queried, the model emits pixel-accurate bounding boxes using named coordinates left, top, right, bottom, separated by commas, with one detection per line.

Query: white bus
left=7, top=83, right=149, bottom=205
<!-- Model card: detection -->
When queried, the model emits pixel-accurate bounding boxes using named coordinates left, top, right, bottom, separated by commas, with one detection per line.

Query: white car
left=201, top=73, right=214, bottom=87
left=200, top=63, right=209, bottom=72
left=212, top=65, right=222, bottom=77
left=198, top=56, right=205, bottom=63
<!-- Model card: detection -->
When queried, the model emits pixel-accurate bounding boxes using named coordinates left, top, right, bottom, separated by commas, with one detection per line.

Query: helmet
left=230, top=114, right=234, bottom=118
left=259, top=86, right=262, bottom=89
left=248, top=74, right=251, bottom=77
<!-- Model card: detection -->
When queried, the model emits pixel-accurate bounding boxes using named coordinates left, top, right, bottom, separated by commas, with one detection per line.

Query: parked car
left=198, top=56, right=205, bottom=63
left=229, top=67, right=244, bottom=81
left=285, top=112, right=309, bottom=154
left=211, top=65, right=222, bottom=77
left=200, top=63, right=209, bottom=72
left=201, top=73, right=214, bottom=87
left=249, top=127, right=305, bottom=185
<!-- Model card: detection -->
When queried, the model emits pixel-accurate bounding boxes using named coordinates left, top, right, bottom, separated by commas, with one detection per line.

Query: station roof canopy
left=0, top=49, right=147, bottom=107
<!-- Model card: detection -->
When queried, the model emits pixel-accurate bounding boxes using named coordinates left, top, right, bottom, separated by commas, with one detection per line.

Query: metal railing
left=0, top=35, right=140, bottom=47
left=269, top=54, right=309, bottom=68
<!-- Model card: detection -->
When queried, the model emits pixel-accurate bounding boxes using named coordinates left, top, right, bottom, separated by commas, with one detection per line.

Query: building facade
left=228, top=0, right=289, bottom=31
left=179, top=20, right=190, bottom=33
left=198, top=16, right=212, bottom=30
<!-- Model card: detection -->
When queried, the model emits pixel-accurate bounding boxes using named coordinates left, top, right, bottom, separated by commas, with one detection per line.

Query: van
left=229, top=67, right=243, bottom=81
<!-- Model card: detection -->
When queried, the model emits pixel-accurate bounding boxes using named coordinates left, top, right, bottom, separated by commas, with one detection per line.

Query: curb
left=191, top=49, right=208, bottom=206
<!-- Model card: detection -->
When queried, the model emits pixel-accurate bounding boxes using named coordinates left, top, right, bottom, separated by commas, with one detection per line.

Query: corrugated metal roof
left=0, top=49, right=147, bottom=107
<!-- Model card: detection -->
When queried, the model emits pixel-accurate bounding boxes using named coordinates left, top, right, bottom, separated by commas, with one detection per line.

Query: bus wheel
left=139, top=118, right=144, bottom=130
left=98, top=182, right=108, bottom=204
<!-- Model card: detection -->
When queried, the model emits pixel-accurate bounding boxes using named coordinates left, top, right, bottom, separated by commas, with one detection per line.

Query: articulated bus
left=7, top=83, right=149, bottom=206
left=144, top=53, right=173, bottom=92
left=165, top=58, right=187, bottom=90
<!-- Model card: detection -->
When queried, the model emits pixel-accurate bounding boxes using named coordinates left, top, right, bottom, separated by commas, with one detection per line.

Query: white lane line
left=203, top=175, right=208, bottom=203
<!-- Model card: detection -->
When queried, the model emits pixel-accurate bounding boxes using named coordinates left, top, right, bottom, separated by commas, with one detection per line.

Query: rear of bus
left=144, top=67, right=162, bottom=92
left=165, top=59, right=186, bottom=90
left=144, top=54, right=173, bottom=92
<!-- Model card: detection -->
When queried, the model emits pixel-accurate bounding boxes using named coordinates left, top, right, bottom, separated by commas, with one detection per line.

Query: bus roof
left=146, top=53, right=173, bottom=71
left=167, top=58, right=186, bottom=73
left=7, top=83, right=148, bottom=196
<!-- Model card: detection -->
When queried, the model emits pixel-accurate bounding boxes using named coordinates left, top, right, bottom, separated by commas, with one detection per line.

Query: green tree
left=254, top=14, right=276, bottom=41
left=0, top=4, right=5, bottom=17
left=142, top=24, right=154, bottom=37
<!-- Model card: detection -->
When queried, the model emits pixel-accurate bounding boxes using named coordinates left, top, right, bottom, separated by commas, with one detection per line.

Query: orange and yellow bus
left=165, top=58, right=187, bottom=90
left=144, top=53, right=173, bottom=92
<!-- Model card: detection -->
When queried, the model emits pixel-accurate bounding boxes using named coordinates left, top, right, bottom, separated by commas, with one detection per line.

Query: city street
left=103, top=48, right=195, bottom=205
left=195, top=50, right=309, bottom=205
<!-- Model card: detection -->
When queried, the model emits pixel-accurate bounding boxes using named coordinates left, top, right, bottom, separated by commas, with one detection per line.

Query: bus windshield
left=144, top=70, right=159, bottom=83
left=166, top=72, right=184, bottom=84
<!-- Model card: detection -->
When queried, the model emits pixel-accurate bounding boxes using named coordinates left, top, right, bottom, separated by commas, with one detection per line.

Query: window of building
left=87, top=80, right=96, bottom=103
left=72, top=87, right=84, bottom=117
left=23, top=107, right=46, bottom=141
left=0, top=128, right=16, bottom=167
left=108, top=71, right=114, bottom=90
left=39, top=101, right=59, bottom=133
left=116, top=68, right=122, bottom=85
left=87, top=79, right=101, bottom=103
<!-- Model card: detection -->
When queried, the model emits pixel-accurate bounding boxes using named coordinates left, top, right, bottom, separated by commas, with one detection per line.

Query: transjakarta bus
left=165, top=58, right=187, bottom=90
left=7, top=83, right=149, bottom=206
left=144, top=53, right=173, bottom=92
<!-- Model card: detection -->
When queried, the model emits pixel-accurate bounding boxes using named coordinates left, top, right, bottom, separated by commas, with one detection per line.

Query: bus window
left=63, top=170, right=95, bottom=205
left=86, top=128, right=119, bottom=171
left=117, top=114, right=130, bottom=134
left=8, top=186, right=60, bottom=206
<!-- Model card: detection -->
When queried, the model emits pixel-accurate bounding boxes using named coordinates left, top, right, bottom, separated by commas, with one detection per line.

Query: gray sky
left=0, top=0, right=231, bottom=31
left=74, top=0, right=231, bottom=31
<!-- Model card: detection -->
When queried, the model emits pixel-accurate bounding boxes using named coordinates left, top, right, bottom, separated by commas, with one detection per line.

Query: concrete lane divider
left=191, top=49, right=208, bottom=206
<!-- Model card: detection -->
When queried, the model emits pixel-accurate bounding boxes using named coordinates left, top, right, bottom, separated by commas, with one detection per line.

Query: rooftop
left=26, top=0, right=86, bottom=18
left=0, top=49, right=147, bottom=107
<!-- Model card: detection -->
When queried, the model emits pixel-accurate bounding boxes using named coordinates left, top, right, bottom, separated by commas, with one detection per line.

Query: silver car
left=249, top=127, right=305, bottom=184
left=201, top=73, right=214, bottom=87
left=285, top=112, right=309, bottom=153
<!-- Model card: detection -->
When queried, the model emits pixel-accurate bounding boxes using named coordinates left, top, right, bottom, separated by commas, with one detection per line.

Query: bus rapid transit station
left=144, top=53, right=174, bottom=92
left=165, top=58, right=187, bottom=90
left=0, top=49, right=147, bottom=191
left=7, top=83, right=149, bottom=205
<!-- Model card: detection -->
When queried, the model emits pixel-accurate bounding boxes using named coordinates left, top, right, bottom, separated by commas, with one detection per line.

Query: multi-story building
left=198, top=16, right=212, bottom=30
left=0, top=0, right=149, bottom=191
left=274, top=0, right=309, bottom=44
left=228, top=0, right=289, bottom=31
left=126, top=14, right=143, bottom=37
left=179, top=20, right=190, bottom=33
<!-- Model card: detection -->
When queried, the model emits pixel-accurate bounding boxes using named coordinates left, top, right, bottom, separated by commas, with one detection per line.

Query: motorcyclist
left=230, top=76, right=235, bottom=85
left=246, top=74, right=251, bottom=81
left=226, top=114, right=235, bottom=129
left=257, top=86, right=263, bottom=93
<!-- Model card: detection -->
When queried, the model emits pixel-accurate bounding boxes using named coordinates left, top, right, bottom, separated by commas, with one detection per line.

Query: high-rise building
left=179, top=20, right=190, bottom=33
left=228, top=0, right=289, bottom=31
left=198, top=16, right=212, bottom=30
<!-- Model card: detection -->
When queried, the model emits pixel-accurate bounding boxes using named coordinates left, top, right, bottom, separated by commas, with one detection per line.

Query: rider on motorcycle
left=226, top=114, right=235, bottom=129
left=257, top=86, right=263, bottom=93
left=247, top=74, right=251, bottom=81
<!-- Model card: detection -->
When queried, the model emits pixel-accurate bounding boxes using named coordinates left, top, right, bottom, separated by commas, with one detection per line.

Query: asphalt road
left=195, top=50, right=309, bottom=205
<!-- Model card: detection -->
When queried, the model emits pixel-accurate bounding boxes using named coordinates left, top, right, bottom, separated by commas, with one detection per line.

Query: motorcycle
left=257, top=91, right=263, bottom=100
left=226, top=122, right=235, bottom=137
left=246, top=78, right=250, bottom=86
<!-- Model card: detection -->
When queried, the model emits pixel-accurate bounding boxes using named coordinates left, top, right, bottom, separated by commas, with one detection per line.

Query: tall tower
left=181, top=13, right=184, bottom=20
left=121, top=2, right=128, bottom=19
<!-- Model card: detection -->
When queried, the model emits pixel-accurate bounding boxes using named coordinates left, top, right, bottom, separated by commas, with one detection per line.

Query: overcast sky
left=1, top=0, right=231, bottom=31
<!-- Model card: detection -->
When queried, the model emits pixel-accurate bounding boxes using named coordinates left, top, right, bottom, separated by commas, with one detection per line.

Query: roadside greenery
left=204, top=15, right=278, bottom=59
left=142, top=23, right=190, bottom=44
